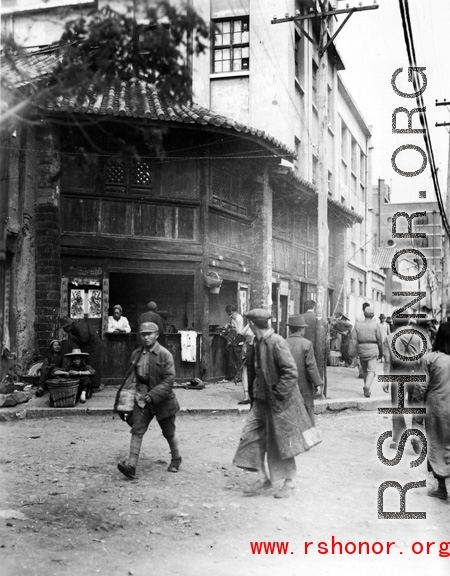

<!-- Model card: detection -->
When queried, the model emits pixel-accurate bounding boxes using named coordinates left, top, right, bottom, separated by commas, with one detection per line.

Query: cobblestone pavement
left=0, top=410, right=448, bottom=576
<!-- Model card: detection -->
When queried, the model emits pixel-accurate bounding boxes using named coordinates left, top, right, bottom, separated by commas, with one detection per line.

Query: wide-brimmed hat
left=379, top=314, right=386, bottom=320
left=287, top=314, right=308, bottom=328
left=140, top=322, right=159, bottom=333
left=245, top=308, right=271, bottom=322
left=59, top=316, right=73, bottom=328
left=64, top=348, right=89, bottom=357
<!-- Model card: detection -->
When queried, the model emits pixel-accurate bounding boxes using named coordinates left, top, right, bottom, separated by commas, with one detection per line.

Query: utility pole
left=272, top=1, right=378, bottom=390
left=435, top=99, right=450, bottom=318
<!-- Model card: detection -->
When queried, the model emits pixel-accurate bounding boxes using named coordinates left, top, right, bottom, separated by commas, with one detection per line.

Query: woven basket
left=204, top=272, right=222, bottom=294
left=47, top=379, right=79, bottom=408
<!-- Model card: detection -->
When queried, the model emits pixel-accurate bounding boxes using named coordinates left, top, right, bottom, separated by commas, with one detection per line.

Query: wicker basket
left=203, top=272, right=222, bottom=294
left=47, top=379, right=79, bottom=408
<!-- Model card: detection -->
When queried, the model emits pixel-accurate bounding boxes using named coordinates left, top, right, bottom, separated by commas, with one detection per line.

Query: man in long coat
left=233, top=309, right=319, bottom=499
left=286, top=314, right=323, bottom=421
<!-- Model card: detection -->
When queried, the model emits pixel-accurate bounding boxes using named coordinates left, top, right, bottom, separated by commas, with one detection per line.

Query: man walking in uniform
left=351, top=306, right=383, bottom=398
left=116, top=322, right=181, bottom=479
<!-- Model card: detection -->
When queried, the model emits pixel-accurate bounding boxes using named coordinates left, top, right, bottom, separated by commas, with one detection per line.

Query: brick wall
left=34, top=125, right=61, bottom=354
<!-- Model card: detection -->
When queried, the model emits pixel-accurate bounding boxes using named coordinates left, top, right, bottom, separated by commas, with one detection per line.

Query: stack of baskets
left=46, top=379, right=79, bottom=408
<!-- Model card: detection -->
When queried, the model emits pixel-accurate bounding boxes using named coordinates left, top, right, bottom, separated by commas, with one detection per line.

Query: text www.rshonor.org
left=249, top=538, right=450, bottom=556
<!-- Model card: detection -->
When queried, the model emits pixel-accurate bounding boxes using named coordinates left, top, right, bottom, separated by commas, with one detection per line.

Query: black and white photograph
left=1, top=1, right=450, bottom=574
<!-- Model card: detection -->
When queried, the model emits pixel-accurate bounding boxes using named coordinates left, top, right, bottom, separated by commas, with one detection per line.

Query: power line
left=397, top=0, right=450, bottom=240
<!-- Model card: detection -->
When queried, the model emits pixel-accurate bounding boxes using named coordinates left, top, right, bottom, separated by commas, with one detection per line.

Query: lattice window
left=106, top=160, right=126, bottom=184
left=211, top=162, right=249, bottom=216
left=104, top=158, right=152, bottom=194
left=273, top=197, right=290, bottom=240
left=132, top=160, right=151, bottom=186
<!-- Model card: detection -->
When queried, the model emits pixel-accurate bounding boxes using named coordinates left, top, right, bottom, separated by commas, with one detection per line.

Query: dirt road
left=0, top=411, right=449, bottom=576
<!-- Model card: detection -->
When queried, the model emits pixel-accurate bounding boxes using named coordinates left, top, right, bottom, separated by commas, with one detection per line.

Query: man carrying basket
left=115, top=322, right=181, bottom=480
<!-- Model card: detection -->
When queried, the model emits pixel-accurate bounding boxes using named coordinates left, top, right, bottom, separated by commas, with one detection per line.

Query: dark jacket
left=69, top=320, right=104, bottom=353
left=247, top=329, right=313, bottom=459
left=303, top=310, right=317, bottom=348
left=286, top=333, right=322, bottom=421
left=119, top=344, right=179, bottom=421
left=138, top=311, right=164, bottom=334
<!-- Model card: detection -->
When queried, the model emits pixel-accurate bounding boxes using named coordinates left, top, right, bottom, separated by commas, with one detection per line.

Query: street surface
left=0, top=411, right=449, bottom=576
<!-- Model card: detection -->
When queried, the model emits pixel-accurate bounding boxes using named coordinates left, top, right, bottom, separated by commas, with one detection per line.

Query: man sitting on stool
left=53, top=349, right=96, bottom=403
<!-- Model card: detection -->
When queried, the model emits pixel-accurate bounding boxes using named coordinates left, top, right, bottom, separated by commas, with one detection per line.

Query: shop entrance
left=108, top=272, right=195, bottom=333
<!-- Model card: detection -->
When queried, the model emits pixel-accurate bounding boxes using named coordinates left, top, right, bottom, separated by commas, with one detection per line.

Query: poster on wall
left=69, top=289, right=85, bottom=318
left=88, top=289, right=102, bottom=318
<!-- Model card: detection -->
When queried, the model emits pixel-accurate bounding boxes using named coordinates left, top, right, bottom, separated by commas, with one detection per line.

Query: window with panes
left=212, top=17, right=249, bottom=73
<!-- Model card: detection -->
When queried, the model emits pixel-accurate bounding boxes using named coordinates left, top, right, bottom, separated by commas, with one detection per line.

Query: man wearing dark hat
left=233, top=308, right=317, bottom=499
left=53, top=348, right=96, bottom=403
left=330, top=312, right=353, bottom=366
left=59, top=316, right=104, bottom=391
left=138, top=301, right=164, bottom=335
left=286, top=314, right=323, bottom=420
left=350, top=306, right=383, bottom=397
left=116, top=321, right=181, bottom=479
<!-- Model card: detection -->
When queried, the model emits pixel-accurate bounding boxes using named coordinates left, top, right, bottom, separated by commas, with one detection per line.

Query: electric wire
left=398, top=0, right=450, bottom=240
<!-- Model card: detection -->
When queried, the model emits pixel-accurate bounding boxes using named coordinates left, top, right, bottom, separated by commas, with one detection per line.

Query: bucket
left=204, top=271, right=222, bottom=293
left=46, top=379, right=79, bottom=408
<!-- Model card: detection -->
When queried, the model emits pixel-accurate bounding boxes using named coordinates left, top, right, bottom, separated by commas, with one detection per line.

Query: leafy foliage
left=55, top=1, right=208, bottom=102
left=1, top=1, right=209, bottom=114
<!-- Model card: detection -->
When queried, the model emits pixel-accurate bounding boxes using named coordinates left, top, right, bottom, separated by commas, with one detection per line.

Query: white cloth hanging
left=180, top=331, right=197, bottom=362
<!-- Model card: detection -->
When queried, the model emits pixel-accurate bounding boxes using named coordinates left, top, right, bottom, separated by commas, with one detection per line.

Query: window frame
left=211, top=16, right=250, bottom=74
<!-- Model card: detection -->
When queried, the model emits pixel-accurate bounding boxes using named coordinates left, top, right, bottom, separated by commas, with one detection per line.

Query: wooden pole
left=314, top=13, right=329, bottom=389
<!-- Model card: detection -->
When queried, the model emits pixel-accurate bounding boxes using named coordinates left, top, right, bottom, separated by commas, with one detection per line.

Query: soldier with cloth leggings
left=117, top=322, right=181, bottom=479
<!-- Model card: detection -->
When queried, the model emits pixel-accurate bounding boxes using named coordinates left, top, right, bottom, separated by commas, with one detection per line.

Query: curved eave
left=271, top=167, right=363, bottom=224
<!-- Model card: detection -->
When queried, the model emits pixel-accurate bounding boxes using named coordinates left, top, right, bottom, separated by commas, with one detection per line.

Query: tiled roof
left=372, top=247, right=396, bottom=270
left=1, top=48, right=294, bottom=158
left=1, top=48, right=62, bottom=88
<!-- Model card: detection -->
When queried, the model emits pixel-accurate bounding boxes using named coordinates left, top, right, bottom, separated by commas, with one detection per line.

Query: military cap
left=140, top=322, right=159, bottom=333
left=287, top=314, right=308, bottom=328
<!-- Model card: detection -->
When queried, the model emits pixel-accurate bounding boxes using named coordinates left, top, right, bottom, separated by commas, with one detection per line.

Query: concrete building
left=372, top=180, right=443, bottom=319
